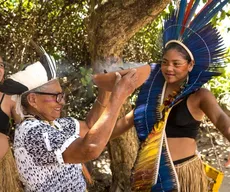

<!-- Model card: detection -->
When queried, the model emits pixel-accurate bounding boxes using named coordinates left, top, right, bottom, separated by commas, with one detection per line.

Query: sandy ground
left=198, top=120, right=230, bottom=192
left=220, top=176, right=230, bottom=192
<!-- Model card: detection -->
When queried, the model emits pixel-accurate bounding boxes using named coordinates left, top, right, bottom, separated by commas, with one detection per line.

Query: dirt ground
left=198, top=120, right=230, bottom=192
left=88, top=119, right=230, bottom=192
left=220, top=176, right=230, bottom=192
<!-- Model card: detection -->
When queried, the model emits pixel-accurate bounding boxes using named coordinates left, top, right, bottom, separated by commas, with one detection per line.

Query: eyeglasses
left=33, top=92, right=65, bottom=103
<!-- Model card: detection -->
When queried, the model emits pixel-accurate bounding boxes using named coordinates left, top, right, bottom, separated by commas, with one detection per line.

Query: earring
left=186, top=74, right=189, bottom=83
left=180, top=75, right=189, bottom=90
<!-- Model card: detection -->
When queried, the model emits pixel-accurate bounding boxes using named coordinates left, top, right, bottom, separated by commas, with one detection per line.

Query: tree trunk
left=108, top=130, right=139, bottom=192
left=87, top=0, right=170, bottom=191
left=108, top=104, right=139, bottom=192
left=87, top=0, right=170, bottom=72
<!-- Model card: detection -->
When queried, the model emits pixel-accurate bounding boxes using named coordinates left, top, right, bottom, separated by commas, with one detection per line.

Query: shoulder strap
left=0, top=93, right=5, bottom=105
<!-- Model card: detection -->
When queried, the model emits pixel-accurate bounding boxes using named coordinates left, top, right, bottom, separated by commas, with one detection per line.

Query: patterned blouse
left=13, top=117, right=86, bottom=192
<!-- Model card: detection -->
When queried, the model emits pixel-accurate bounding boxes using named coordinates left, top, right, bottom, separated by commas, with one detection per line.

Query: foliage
left=205, top=2, right=230, bottom=99
left=79, top=66, right=93, bottom=87
left=0, top=0, right=167, bottom=119
left=1, top=1, right=230, bottom=191
left=0, top=0, right=230, bottom=119
left=205, top=49, right=230, bottom=101
left=0, top=0, right=89, bottom=69
left=0, top=0, right=92, bottom=118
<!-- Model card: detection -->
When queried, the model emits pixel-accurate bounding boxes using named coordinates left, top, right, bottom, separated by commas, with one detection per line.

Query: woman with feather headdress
left=97, top=0, right=230, bottom=191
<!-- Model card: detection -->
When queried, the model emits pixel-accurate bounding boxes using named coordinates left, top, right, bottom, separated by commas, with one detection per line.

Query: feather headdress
left=132, top=0, right=228, bottom=191
left=163, top=0, right=227, bottom=73
left=164, top=0, right=228, bottom=105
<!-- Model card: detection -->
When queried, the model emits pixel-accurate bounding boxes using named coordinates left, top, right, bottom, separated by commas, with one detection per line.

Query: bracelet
left=96, top=98, right=106, bottom=108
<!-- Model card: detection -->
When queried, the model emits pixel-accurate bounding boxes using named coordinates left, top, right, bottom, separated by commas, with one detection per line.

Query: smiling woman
left=160, top=42, right=194, bottom=86
left=21, top=79, right=65, bottom=121
left=0, top=48, right=139, bottom=191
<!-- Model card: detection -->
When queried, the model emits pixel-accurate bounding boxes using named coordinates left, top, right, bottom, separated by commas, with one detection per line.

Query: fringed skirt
left=174, top=155, right=208, bottom=192
left=0, top=148, right=23, bottom=192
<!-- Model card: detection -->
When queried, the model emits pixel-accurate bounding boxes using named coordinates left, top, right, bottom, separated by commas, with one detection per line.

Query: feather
left=175, top=0, right=187, bottom=39
left=195, top=0, right=213, bottom=16
left=40, top=53, right=57, bottom=79
left=183, top=0, right=195, bottom=24
left=190, top=0, right=229, bottom=32
left=184, top=0, right=201, bottom=28
left=134, top=64, right=164, bottom=141
left=163, top=12, right=177, bottom=45
left=29, top=39, right=46, bottom=55
left=29, top=40, right=57, bottom=79
left=170, top=70, right=221, bottom=107
left=151, top=139, right=179, bottom=191
left=184, top=23, right=226, bottom=70
left=181, top=0, right=196, bottom=33
left=132, top=110, right=172, bottom=191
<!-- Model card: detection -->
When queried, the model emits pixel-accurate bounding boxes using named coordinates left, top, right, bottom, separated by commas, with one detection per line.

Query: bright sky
left=218, top=18, right=230, bottom=49
left=209, top=3, right=229, bottom=49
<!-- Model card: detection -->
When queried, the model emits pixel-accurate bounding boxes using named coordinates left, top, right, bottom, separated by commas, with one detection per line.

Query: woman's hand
left=110, top=69, right=137, bottom=105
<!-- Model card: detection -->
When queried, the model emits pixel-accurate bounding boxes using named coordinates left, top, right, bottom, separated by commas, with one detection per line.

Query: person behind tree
left=96, top=0, right=230, bottom=191
left=0, top=49, right=138, bottom=191
left=0, top=55, right=23, bottom=192
left=225, top=152, right=230, bottom=168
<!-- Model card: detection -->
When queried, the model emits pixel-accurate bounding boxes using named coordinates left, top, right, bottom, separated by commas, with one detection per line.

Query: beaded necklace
left=24, top=114, right=60, bottom=130
left=159, top=76, right=188, bottom=113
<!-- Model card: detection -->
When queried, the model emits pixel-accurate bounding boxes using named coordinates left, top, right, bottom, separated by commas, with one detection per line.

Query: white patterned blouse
left=14, top=117, right=86, bottom=192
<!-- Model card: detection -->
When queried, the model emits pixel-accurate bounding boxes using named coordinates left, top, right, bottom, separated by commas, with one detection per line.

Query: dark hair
left=163, top=42, right=192, bottom=63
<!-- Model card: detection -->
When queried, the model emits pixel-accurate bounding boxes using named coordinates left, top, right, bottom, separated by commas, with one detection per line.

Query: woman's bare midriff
left=167, top=137, right=196, bottom=161
left=0, top=133, right=9, bottom=159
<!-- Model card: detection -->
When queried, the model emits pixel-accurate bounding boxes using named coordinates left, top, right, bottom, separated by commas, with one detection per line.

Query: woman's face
left=0, top=57, right=5, bottom=82
left=161, top=49, right=193, bottom=85
left=29, top=80, right=65, bottom=121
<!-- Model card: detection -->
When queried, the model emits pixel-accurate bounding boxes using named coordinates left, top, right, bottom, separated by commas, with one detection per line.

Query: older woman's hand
left=110, top=69, right=137, bottom=105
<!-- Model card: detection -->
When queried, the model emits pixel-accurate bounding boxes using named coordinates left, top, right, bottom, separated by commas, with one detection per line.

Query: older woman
left=0, top=53, right=138, bottom=191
